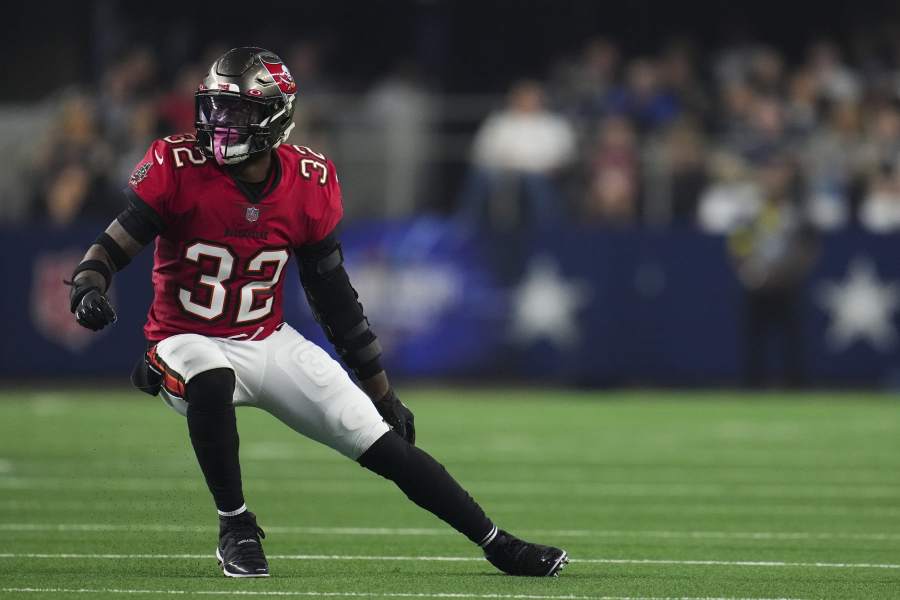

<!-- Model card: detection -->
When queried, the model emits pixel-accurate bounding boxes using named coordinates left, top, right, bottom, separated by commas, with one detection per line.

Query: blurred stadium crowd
left=7, top=30, right=900, bottom=235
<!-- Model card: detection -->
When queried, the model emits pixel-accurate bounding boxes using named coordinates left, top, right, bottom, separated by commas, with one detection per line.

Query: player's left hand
left=74, top=288, right=118, bottom=331
left=373, top=388, right=415, bottom=445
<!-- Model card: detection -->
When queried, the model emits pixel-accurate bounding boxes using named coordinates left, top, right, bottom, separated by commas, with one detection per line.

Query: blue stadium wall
left=4, top=220, right=900, bottom=387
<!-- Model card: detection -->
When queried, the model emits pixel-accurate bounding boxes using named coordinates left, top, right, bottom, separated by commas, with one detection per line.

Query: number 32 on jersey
left=178, top=242, right=289, bottom=324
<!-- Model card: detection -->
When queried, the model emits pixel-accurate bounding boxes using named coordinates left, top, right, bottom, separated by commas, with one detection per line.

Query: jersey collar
left=227, top=151, right=283, bottom=204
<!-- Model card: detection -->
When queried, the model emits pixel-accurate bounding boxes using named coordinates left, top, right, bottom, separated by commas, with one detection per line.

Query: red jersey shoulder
left=128, top=134, right=211, bottom=223
left=278, top=144, right=343, bottom=243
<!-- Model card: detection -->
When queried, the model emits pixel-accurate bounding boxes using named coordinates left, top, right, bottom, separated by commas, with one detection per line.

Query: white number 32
left=178, top=242, right=289, bottom=323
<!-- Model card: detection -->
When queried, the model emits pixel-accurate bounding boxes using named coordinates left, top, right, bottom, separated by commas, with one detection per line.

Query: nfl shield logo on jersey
left=245, top=206, right=260, bottom=223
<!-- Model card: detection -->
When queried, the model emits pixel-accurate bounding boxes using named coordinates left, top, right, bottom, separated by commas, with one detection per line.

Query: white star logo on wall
left=510, top=256, right=591, bottom=349
left=817, top=258, right=900, bottom=352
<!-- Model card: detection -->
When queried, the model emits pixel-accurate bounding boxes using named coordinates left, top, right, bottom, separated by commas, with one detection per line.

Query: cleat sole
left=546, top=551, right=569, bottom=577
left=215, top=547, right=270, bottom=578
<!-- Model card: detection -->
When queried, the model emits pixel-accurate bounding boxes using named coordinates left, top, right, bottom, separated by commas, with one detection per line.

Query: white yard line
left=3, top=522, right=900, bottom=542
left=0, top=552, right=897, bottom=570
left=0, top=589, right=809, bottom=600
left=7, top=457, right=898, bottom=486
left=5, top=498, right=900, bottom=517
left=2, top=475, right=900, bottom=499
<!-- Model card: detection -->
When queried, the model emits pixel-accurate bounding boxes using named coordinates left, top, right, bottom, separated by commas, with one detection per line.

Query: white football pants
left=152, top=324, right=390, bottom=459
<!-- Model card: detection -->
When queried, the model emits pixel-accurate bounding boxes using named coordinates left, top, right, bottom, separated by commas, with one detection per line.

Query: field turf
left=0, top=388, right=898, bottom=600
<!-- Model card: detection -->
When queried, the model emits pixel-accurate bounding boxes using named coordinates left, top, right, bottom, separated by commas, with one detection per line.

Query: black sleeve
left=88, top=190, right=165, bottom=272
left=295, top=233, right=383, bottom=380
left=119, top=188, right=166, bottom=244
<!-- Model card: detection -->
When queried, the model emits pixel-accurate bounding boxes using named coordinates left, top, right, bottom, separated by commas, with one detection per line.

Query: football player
left=68, top=47, right=568, bottom=578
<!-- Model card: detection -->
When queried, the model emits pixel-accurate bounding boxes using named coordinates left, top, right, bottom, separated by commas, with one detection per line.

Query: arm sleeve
left=126, top=139, right=176, bottom=227
left=295, top=232, right=383, bottom=380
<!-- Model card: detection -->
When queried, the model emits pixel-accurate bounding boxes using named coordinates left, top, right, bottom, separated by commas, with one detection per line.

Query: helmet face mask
left=196, top=92, right=277, bottom=165
left=194, top=47, right=297, bottom=166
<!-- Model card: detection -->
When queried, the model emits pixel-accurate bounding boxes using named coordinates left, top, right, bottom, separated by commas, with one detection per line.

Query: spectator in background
left=746, top=47, right=784, bottom=97
left=808, top=40, right=861, bottom=103
left=605, top=58, right=680, bottom=132
left=857, top=105, right=900, bottom=180
left=360, top=62, right=434, bottom=218
left=111, top=99, right=161, bottom=189
left=553, top=37, right=620, bottom=124
left=30, top=92, right=113, bottom=224
left=97, top=48, right=159, bottom=151
left=860, top=162, right=900, bottom=232
left=658, top=39, right=710, bottom=126
left=658, top=118, right=709, bottom=223
left=715, top=79, right=757, bottom=151
left=583, top=116, right=639, bottom=225
left=458, top=80, right=575, bottom=228
left=736, top=95, right=789, bottom=163
left=727, top=155, right=817, bottom=388
left=285, top=40, right=335, bottom=150
left=157, top=63, right=204, bottom=133
left=698, top=152, right=759, bottom=232
left=784, top=68, right=819, bottom=137
left=802, top=100, right=862, bottom=229
left=44, top=164, right=95, bottom=225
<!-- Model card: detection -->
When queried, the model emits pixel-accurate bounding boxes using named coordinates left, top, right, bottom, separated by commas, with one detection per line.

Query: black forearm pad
left=68, top=260, right=111, bottom=311
left=296, top=235, right=383, bottom=378
left=71, top=260, right=111, bottom=291
left=94, top=232, right=131, bottom=271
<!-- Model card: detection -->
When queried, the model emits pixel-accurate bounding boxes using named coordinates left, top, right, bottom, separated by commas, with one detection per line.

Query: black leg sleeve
left=358, top=431, right=495, bottom=546
left=185, top=368, right=245, bottom=513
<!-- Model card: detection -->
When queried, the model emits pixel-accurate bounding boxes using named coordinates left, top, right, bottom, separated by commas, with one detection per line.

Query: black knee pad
left=357, top=431, right=408, bottom=477
left=358, top=430, right=442, bottom=488
left=185, top=368, right=235, bottom=409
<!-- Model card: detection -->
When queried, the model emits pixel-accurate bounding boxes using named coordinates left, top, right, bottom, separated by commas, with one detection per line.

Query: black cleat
left=484, top=529, right=569, bottom=577
left=215, top=511, right=270, bottom=578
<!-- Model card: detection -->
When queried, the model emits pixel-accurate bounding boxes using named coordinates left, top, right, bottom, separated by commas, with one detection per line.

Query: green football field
left=1, top=388, right=899, bottom=600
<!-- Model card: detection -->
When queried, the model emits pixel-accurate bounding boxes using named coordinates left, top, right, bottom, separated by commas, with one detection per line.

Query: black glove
left=373, top=388, right=415, bottom=445
left=72, top=287, right=117, bottom=331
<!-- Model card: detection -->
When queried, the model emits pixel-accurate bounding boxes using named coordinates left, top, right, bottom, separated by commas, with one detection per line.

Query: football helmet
left=195, top=47, right=297, bottom=166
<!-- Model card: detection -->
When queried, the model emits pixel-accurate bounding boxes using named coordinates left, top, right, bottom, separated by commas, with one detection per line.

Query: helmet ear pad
left=270, top=96, right=296, bottom=149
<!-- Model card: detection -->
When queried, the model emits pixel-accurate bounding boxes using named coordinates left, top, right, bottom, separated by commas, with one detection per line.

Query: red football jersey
left=127, top=133, right=342, bottom=342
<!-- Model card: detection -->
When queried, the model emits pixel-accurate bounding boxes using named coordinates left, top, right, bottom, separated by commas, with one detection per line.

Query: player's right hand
left=373, top=389, right=416, bottom=445
left=74, top=288, right=118, bottom=331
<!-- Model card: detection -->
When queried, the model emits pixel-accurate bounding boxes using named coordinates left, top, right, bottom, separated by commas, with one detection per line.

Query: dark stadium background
left=5, top=0, right=900, bottom=387
left=3, top=4, right=900, bottom=599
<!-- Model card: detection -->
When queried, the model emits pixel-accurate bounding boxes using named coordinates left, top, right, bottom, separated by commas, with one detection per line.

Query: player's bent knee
left=185, top=368, right=236, bottom=407
left=357, top=430, right=410, bottom=479
left=153, top=334, right=234, bottom=417
left=155, top=334, right=233, bottom=386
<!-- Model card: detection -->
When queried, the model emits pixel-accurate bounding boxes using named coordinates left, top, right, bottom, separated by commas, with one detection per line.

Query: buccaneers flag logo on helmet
left=262, top=60, right=297, bottom=95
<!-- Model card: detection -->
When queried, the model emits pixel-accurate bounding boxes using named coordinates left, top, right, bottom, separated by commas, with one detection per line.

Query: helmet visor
left=197, top=94, right=267, bottom=129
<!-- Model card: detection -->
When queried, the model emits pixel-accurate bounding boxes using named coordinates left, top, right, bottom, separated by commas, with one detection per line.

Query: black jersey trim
left=227, top=151, right=282, bottom=204
left=120, top=188, right=166, bottom=242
